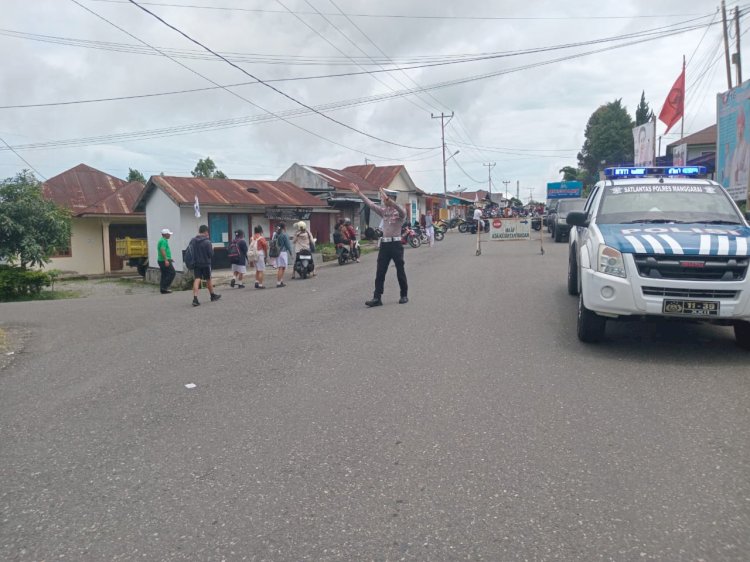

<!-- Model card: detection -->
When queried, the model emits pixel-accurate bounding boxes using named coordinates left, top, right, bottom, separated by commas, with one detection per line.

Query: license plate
left=662, top=299, right=720, bottom=316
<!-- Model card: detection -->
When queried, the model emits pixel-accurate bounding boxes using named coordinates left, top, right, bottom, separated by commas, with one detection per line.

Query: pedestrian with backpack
left=249, top=225, right=268, bottom=289
left=274, top=222, right=293, bottom=288
left=228, top=229, right=249, bottom=289
left=187, top=224, right=221, bottom=307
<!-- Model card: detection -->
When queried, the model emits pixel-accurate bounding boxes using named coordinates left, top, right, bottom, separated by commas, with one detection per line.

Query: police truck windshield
left=596, top=184, right=743, bottom=225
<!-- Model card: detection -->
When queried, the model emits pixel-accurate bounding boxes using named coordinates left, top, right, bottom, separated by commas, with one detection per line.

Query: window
left=51, top=235, right=72, bottom=257
left=208, top=213, right=252, bottom=245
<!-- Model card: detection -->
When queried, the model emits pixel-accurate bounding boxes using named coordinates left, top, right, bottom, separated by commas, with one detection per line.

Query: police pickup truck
left=566, top=166, right=750, bottom=349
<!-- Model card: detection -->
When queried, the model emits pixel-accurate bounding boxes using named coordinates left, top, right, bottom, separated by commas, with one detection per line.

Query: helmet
left=297, top=221, right=307, bottom=230
left=344, top=218, right=352, bottom=225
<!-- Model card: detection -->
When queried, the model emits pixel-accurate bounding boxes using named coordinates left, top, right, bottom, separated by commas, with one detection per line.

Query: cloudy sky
left=0, top=0, right=743, bottom=201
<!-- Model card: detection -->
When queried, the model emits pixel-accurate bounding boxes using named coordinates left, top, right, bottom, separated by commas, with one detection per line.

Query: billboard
left=632, top=120, right=656, bottom=166
left=547, top=181, right=582, bottom=199
left=672, top=143, right=688, bottom=166
left=717, top=79, right=750, bottom=201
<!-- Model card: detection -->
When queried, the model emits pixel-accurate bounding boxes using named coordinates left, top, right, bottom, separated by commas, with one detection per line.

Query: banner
left=489, top=217, right=530, bottom=241
left=632, top=121, right=656, bottom=166
left=672, top=143, right=688, bottom=166
left=717, top=79, right=750, bottom=201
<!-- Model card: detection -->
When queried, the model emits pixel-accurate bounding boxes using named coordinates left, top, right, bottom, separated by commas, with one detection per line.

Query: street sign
left=489, top=218, right=530, bottom=241
left=547, top=181, right=582, bottom=199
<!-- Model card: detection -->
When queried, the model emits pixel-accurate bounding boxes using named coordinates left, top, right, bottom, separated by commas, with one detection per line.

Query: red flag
left=658, top=67, right=685, bottom=134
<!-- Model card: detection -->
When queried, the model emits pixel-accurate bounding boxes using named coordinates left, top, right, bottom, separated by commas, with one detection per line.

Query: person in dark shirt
left=189, top=224, right=221, bottom=307
left=229, top=229, right=249, bottom=289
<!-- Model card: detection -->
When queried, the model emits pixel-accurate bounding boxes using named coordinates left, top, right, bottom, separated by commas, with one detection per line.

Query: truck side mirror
left=566, top=211, right=588, bottom=227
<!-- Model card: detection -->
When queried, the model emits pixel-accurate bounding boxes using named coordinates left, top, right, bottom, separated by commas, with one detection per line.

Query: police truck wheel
left=567, top=248, right=579, bottom=296
left=734, top=321, right=750, bottom=350
left=577, top=293, right=605, bottom=343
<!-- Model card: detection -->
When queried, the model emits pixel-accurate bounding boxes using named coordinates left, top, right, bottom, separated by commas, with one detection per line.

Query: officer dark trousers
left=374, top=241, right=407, bottom=298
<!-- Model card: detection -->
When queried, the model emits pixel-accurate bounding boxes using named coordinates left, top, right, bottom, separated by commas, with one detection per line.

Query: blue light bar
left=604, top=166, right=707, bottom=179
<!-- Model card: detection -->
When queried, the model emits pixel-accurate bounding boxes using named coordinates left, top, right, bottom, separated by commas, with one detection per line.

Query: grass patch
left=0, top=328, right=7, bottom=352
left=8, top=290, right=83, bottom=301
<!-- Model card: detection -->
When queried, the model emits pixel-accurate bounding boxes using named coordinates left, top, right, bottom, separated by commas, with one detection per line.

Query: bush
left=0, top=265, right=53, bottom=301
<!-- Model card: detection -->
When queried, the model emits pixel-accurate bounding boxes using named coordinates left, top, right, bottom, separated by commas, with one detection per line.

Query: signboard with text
left=546, top=181, right=582, bottom=199
left=489, top=218, right=530, bottom=241
left=717, top=79, right=750, bottom=201
left=265, top=207, right=313, bottom=220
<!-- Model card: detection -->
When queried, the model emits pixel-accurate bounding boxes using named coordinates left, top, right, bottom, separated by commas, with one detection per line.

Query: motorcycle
left=293, top=249, right=315, bottom=279
left=337, top=240, right=360, bottom=265
left=468, top=219, right=490, bottom=234
left=456, top=217, right=472, bottom=233
left=531, top=215, right=542, bottom=231
left=364, top=226, right=383, bottom=240
left=412, top=223, right=443, bottom=244
left=401, top=224, right=421, bottom=248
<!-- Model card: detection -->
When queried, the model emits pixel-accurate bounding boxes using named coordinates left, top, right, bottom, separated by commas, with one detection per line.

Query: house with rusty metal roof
left=42, top=163, right=146, bottom=275
left=133, top=175, right=334, bottom=274
left=278, top=163, right=429, bottom=234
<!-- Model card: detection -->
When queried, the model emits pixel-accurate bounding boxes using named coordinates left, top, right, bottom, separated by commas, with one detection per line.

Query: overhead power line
left=0, top=14, right=721, bottom=110
left=0, top=16, right=723, bottom=154
left=86, top=0, right=707, bottom=21
left=124, top=0, right=437, bottom=151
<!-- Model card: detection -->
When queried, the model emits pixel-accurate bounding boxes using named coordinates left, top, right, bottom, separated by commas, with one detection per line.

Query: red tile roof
left=135, top=176, right=328, bottom=211
left=307, top=166, right=379, bottom=193
left=43, top=163, right=127, bottom=214
left=77, top=181, right=145, bottom=216
left=342, top=164, right=403, bottom=189
left=665, top=124, right=716, bottom=149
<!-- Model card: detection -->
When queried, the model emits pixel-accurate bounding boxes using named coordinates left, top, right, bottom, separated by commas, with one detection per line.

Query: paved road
left=1, top=232, right=748, bottom=561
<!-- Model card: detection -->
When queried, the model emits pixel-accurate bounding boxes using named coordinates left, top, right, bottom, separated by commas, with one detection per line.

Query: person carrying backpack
left=187, top=224, right=221, bottom=307
left=228, top=229, right=249, bottom=289
left=274, top=222, right=293, bottom=288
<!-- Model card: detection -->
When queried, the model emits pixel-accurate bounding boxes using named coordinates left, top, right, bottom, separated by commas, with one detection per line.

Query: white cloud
left=0, top=0, right=732, bottom=201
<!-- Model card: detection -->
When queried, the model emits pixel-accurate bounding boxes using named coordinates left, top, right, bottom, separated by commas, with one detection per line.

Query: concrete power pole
left=502, top=180, right=511, bottom=199
left=483, top=163, right=496, bottom=199
left=734, top=6, right=743, bottom=85
left=516, top=180, right=520, bottom=200
left=431, top=112, right=454, bottom=209
left=722, top=0, right=733, bottom=90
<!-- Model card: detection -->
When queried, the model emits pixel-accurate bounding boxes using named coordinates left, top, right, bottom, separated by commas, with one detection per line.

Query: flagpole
left=681, top=55, right=685, bottom=140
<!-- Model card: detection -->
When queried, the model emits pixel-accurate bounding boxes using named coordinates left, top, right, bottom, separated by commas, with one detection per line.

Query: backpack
left=247, top=237, right=260, bottom=263
left=268, top=235, right=280, bottom=258
left=183, top=240, right=196, bottom=270
left=227, top=238, right=241, bottom=264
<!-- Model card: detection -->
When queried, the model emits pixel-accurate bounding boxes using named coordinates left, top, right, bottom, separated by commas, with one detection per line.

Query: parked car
left=548, top=198, right=586, bottom=242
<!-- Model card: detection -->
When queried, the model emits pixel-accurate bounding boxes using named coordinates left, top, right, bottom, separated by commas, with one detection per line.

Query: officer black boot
left=365, top=295, right=383, bottom=307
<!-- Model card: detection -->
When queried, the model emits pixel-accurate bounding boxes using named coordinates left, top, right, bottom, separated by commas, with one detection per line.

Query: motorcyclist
left=291, top=221, right=315, bottom=278
left=343, top=218, right=359, bottom=262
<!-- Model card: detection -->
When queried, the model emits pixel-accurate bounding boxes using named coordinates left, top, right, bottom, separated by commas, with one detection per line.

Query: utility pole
left=431, top=112, right=454, bottom=209
left=528, top=188, right=534, bottom=203
left=516, top=180, right=520, bottom=200
left=734, top=6, right=743, bottom=85
left=502, top=180, right=511, bottom=199
left=722, top=0, right=733, bottom=90
left=483, top=162, right=496, bottom=199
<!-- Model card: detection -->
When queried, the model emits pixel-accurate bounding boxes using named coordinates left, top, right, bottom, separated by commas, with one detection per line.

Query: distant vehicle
left=567, top=165, right=750, bottom=347
left=115, top=237, right=148, bottom=276
left=548, top=198, right=586, bottom=242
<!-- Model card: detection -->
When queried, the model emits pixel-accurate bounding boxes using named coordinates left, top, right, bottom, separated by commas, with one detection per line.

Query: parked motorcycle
left=401, top=224, right=421, bottom=248
left=364, top=226, right=383, bottom=240
left=293, top=249, right=314, bottom=279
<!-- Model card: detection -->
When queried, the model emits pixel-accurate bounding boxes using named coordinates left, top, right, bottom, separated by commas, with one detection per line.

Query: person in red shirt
left=343, top=218, right=359, bottom=262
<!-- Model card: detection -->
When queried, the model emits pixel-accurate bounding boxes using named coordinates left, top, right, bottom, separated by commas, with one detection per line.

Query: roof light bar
left=604, top=166, right=707, bottom=179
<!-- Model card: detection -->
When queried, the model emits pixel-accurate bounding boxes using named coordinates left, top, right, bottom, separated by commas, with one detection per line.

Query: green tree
left=191, top=157, right=227, bottom=179
left=126, top=168, right=146, bottom=183
left=559, top=166, right=585, bottom=182
left=0, top=171, right=71, bottom=268
left=577, top=99, right=635, bottom=187
left=635, top=91, right=654, bottom=126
